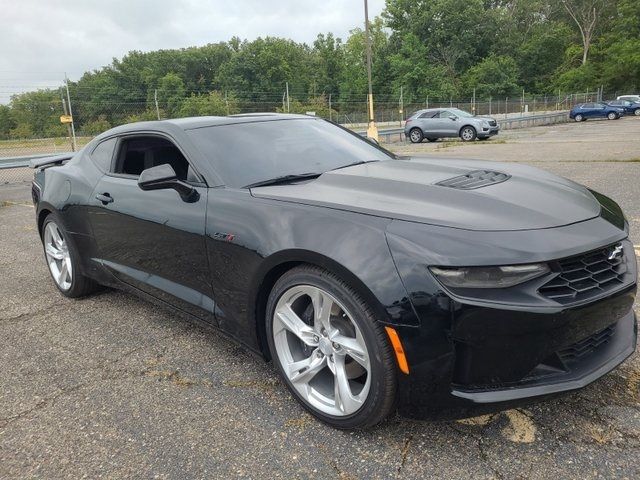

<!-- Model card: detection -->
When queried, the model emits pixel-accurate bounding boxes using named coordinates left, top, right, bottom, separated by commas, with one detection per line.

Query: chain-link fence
left=0, top=87, right=607, bottom=186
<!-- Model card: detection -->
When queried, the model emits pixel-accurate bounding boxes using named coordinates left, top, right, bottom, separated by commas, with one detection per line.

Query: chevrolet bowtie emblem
left=608, top=244, right=623, bottom=260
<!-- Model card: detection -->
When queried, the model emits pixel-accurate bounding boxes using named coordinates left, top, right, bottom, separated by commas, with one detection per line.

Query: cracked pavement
left=1, top=120, right=639, bottom=479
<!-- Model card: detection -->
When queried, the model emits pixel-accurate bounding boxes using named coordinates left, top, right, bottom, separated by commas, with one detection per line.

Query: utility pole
left=489, top=96, right=492, bottom=116
left=64, top=74, right=77, bottom=151
left=60, top=88, right=74, bottom=152
left=364, top=0, right=378, bottom=141
left=328, top=93, right=332, bottom=122
left=426, top=96, right=429, bottom=109
left=154, top=89, right=161, bottom=120
left=224, top=91, right=230, bottom=116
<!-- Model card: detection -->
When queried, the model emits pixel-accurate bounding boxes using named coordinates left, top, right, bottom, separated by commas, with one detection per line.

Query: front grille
left=488, top=120, right=497, bottom=127
left=557, top=325, right=616, bottom=364
left=539, top=243, right=626, bottom=304
left=435, top=170, right=510, bottom=190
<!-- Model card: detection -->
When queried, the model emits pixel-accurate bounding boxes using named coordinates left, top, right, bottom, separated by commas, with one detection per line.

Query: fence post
left=154, top=89, right=161, bottom=120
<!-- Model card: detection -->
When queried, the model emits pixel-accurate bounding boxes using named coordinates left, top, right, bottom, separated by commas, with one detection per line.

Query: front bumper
left=395, top=285, right=637, bottom=419
left=478, top=126, right=499, bottom=137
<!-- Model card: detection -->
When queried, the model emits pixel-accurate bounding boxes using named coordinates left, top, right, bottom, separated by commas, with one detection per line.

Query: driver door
left=88, top=134, right=215, bottom=321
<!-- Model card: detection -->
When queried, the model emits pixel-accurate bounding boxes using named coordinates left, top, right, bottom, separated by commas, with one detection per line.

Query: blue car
left=569, top=102, right=624, bottom=122
left=607, top=99, right=640, bottom=116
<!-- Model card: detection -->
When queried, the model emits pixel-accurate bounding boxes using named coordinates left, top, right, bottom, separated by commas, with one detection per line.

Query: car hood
left=250, top=158, right=601, bottom=231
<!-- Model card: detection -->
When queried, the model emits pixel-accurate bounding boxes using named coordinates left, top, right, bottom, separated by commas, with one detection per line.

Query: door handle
left=96, top=193, right=113, bottom=205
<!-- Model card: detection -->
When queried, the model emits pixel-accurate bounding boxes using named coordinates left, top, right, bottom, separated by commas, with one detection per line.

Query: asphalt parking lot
left=1, top=117, right=639, bottom=479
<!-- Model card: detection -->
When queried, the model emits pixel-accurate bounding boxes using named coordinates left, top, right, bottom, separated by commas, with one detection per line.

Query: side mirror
left=138, top=164, right=198, bottom=202
left=449, top=116, right=458, bottom=121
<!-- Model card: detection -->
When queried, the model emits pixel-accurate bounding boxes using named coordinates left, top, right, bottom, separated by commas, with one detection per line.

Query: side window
left=90, top=138, right=117, bottom=172
left=438, top=110, right=454, bottom=118
left=419, top=112, right=436, bottom=119
left=112, top=136, right=196, bottom=182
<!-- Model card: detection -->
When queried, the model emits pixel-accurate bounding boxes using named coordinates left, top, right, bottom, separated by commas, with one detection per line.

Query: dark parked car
left=607, top=99, right=640, bottom=116
left=569, top=102, right=624, bottom=121
left=31, top=114, right=637, bottom=429
left=404, top=108, right=499, bottom=143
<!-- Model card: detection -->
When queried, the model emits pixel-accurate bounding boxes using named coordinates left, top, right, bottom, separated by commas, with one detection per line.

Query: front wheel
left=634, top=108, right=640, bottom=116
left=574, top=114, right=584, bottom=122
left=266, top=266, right=397, bottom=429
left=607, top=112, right=618, bottom=120
left=409, top=128, right=424, bottom=143
left=42, top=213, right=99, bottom=298
left=460, top=126, right=477, bottom=142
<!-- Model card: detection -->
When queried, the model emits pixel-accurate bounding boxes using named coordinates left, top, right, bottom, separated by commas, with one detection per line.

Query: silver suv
left=404, top=108, right=499, bottom=143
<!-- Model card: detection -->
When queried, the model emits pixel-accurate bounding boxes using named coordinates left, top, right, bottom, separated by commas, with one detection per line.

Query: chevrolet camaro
left=31, top=114, right=637, bottom=429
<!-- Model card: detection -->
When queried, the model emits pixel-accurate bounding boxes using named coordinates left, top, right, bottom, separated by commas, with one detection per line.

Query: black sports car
left=31, top=114, right=637, bottom=429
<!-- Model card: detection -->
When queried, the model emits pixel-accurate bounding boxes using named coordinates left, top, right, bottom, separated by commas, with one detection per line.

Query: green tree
left=462, top=55, right=520, bottom=97
left=156, top=73, right=186, bottom=117
left=0, top=105, right=16, bottom=139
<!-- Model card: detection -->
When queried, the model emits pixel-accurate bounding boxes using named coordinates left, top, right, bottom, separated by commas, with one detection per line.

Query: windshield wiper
left=245, top=172, right=322, bottom=188
left=330, top=160, right=377, bottom=172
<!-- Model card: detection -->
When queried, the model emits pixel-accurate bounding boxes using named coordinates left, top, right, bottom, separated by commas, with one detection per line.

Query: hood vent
left=436, top=170, right=511, bottom=190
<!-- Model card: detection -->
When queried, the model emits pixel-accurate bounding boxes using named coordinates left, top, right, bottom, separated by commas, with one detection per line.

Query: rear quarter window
left=90, top=138, right=117, bottom=172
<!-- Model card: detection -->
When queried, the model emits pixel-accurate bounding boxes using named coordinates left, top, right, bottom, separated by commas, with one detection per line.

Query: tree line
left=1, top=0, right=638, bottom=139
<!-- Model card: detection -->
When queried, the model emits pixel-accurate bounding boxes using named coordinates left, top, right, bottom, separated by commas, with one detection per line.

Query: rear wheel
left=266, top=266, right=397, bottom=429
left=607, top=112, right=617, bottom=120
left=409, top=128, right=424, bottom=143
left=42, top=213, right=99, bottom=298
left=460, top=126, right=477, bottom=142
left=574, top=114, right=584, bottom=122
left=634, top=108, right=640, bottom=116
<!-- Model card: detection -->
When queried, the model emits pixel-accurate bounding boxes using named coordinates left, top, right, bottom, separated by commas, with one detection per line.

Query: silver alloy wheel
left=272, top=285, right=371, bottom=417
left=575, top=114, right=583, bottom=122
left=43, top=221, right=72, bottom=290
left=635, top=109, right=640, bottom=116
left=607, top=112, right=617, bottom=120
left=461, top=127, right=475, bottom=141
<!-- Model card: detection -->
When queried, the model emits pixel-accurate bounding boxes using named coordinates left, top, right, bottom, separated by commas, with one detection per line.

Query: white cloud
left=0, top=0, right=386, bottom=102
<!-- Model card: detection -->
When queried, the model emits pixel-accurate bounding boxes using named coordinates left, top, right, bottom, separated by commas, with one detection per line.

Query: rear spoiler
left=29, top=152, right=74, bottom=169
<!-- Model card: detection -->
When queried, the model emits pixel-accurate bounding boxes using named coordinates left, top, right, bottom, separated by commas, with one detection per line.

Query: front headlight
left=430, top=263, right=550, bottom=289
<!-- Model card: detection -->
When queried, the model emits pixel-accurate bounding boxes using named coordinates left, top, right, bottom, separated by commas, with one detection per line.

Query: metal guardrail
left=0, top=153, right=60, bottom=169
left=356, top=111, right=570, bottom=141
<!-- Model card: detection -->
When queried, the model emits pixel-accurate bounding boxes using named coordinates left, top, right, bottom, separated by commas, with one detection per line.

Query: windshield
left=186, top=118, right=393, bottom=188
left=450, top=108, right=474, bottom=118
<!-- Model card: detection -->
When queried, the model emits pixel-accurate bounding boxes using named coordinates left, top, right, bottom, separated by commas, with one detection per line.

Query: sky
left=0, top=0, right=386, bottom=103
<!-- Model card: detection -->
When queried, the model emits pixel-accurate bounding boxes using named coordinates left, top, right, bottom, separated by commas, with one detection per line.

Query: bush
left=177, top=91, right=239, bottom=117
left=9, top=123, right=34, bottom=139
left=81, top=115, right=112, bottom=135
left=276, top=95, right=337, bottom=119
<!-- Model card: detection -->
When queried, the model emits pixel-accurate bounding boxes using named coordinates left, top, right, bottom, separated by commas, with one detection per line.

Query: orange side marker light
left=384, top=326, right=410, bottom=374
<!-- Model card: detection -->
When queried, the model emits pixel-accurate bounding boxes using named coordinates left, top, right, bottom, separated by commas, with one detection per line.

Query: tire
left=41, top=213, right=99, bottom=298
left=607, top=112, right=617, bottom=120
left=634, top=108, right=640, bottom=116
left=408, top=128, right=424, bottom=143
left=460, top=126, right=477, bottom=142
left=426, top=137, right=438, bottom=142
left=266, top=265, right=397, bottom=429
left=574, top=114, right=583, bottom=122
